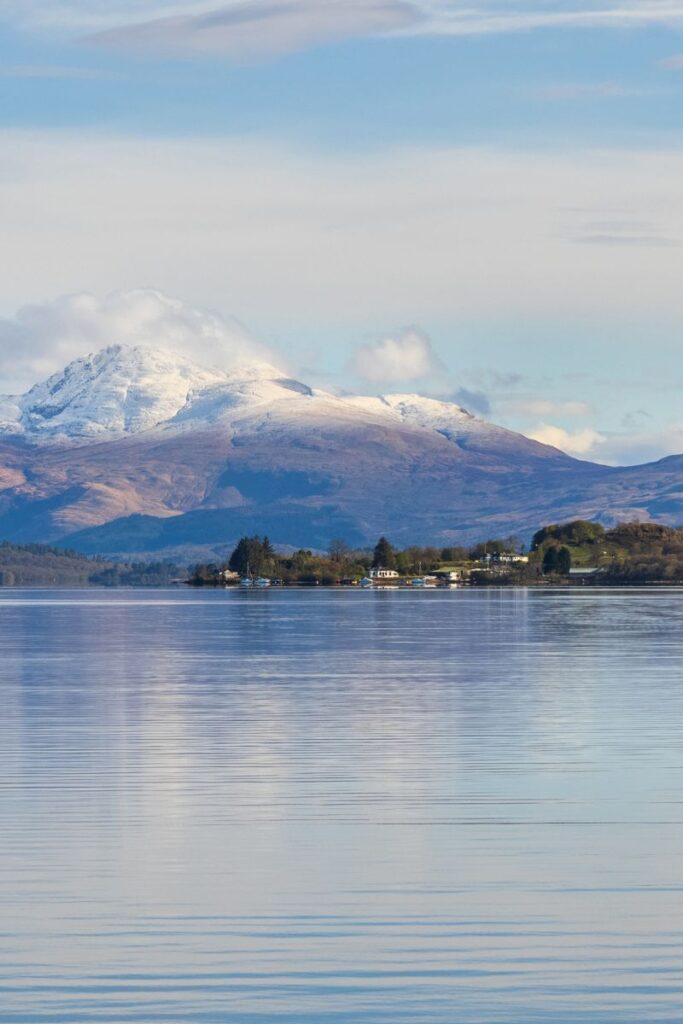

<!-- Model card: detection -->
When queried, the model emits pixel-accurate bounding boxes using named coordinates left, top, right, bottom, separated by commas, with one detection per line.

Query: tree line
left=190, top=533, right=528, bottom=586
left=190, top=520, right=683, bottom=587
left=0, top=541, right=182, bottom=587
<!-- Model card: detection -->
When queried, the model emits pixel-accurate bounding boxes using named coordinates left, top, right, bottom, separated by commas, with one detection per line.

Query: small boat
left=240, top=577, right=253, bottom=587
left=254, top=577, right=271, bottom=588
left=360, top=577, right=373, bottom=587
left=411, top=577, right=426, bottom=587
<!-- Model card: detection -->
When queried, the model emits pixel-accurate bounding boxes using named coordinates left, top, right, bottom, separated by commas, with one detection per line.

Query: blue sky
left=2, top=1, right=683, bottom=463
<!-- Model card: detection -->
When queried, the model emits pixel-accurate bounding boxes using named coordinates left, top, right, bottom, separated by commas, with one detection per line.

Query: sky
left=2, top=2, right=683, bottom=464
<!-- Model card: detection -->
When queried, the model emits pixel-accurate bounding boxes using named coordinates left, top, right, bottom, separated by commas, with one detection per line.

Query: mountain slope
left=0, top=345, right=240, bottom=442
left=0, top=344, right=679, bottom=556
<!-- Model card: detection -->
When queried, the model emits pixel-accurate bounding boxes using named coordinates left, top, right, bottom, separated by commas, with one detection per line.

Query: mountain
left=0, top=344, right=680, bottom=558
left=0, top=345, right=241, bottom=441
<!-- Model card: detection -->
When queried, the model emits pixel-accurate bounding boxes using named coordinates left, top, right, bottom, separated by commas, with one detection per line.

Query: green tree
left=469, top=539, right=506, bottom=560
left=533, top=520, right=605, bottom=550
left=372, top=536, right=396, bottom=569
left=542, top=547, right=559, bottom=574
left=441, top=546, right=468, bottom=563
left=556, top=546, right=571, bottom=575
left=228, top=536, right=276, bottom=576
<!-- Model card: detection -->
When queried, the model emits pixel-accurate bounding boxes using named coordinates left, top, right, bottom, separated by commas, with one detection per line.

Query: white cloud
left=414, top=1, right=683, bottom=37
left=586, top=424, right=683, bottom=465
left=84, top=0, right=421, bottom=59
left=7, top=0, right=683, bottom=48
left=0, top=290, right=278, bottom=394
left=528, top=423, right=606, bottom=457
left=350, top=327, right=443, bottom=382
left=6, top=134, right=683, bottom=339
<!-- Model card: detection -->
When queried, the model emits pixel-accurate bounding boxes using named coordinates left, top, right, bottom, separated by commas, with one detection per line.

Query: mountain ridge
left=0, top=343, right=558, bottom=454
left=0, top=343, right=679, bottom=558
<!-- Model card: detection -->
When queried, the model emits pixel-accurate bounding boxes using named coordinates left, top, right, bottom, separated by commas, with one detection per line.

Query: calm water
left=1, top=587, right=683, bottom=1023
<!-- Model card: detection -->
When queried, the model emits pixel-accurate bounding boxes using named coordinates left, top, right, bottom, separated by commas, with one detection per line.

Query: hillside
left=532, top=520, right=683, bottom=582
left=0, top=543, right=110, bottom=586
left=0, top=542, right=181, bottom=587
left=0, top=344, right=681, bottom=559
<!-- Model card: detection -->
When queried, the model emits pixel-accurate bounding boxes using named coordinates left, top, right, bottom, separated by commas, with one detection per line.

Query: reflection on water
left=2, top=588, right=683, bottom=1022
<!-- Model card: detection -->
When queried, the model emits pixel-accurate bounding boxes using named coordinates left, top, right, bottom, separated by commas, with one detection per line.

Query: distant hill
left=0, top=542, right=110, bottom=586
left=0, top=541, right=181, bottom=587
left=0, top=344, right=682, bottom=559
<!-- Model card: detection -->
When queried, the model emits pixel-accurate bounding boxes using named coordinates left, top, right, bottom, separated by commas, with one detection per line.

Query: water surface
left=1, top=587, right=683, bottom=1023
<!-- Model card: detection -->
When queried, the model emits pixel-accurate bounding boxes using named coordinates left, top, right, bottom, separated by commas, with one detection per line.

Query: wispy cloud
left=415, top=1, right=683, bottom=37
left=83, top=0, right=422, bottom=59
left=0, top=64, right=119, bottom=80
left=9, top=1, right=683, bottom=56
left=568, top=215, right=682, bottom=248
left=526, top=81, right=651, bottom=101
left=659, top=53, right=683, bottom=70
left=504, top=399, right=594, bottom=417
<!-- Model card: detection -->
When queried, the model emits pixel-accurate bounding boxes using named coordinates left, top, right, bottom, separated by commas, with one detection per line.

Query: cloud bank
left=3, top=133, right=683, bottom=466
left=4, top=133, right=683, bottom=329
left=0, top=290, right=277, bottom=394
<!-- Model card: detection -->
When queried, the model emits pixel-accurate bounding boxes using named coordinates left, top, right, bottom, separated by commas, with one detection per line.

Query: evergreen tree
left=542, top=546, right=559, bottom=575
left=372, top=536, right=396, bottom=569
left=228, top=538, right=253, bottom=575
left=556, top=546, right=572, bottom=575
left=228, top=536, right=276, bottom=576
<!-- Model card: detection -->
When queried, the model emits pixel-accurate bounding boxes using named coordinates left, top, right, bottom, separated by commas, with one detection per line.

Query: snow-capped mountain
left=0, top=343, right=679, bottom=557
left=0, top=345, right=256, bottom=442
left=0, top=343, right=541, bottom=453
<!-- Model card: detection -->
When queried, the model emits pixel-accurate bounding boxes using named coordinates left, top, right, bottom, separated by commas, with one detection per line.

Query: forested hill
left=0, top=542, right=181, bottom=587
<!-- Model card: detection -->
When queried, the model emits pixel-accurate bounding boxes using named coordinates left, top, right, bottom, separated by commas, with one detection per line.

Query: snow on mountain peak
left=3, top=344, right=229, bottom=442
left=0, top=342, right=519, bottom=453
left=0, top=343, right=318, bottom=443
left=347, top=392, right=477, bottom=433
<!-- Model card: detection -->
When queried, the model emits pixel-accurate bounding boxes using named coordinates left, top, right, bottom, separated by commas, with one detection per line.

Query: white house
left=370, top=568, right=400, bottom=580
left=479, top=552, right=529, bottom=566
